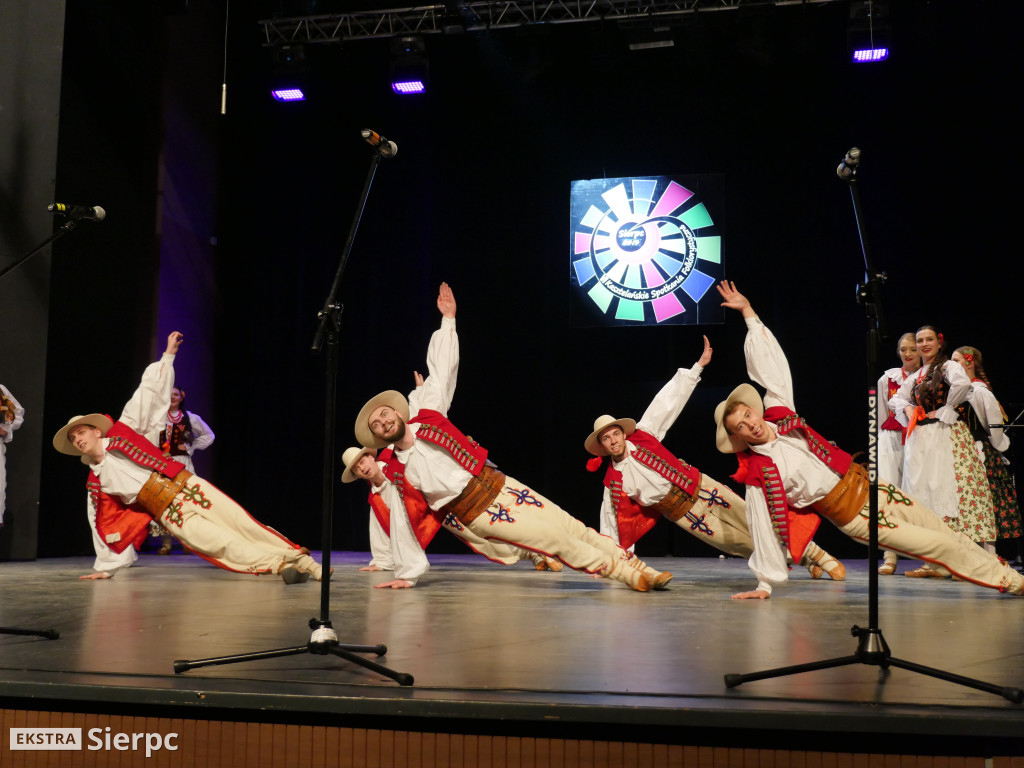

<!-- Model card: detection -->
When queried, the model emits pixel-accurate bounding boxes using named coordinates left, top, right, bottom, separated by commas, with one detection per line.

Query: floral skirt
left=978, top=440, right=1023, bottom=539
left=944, top=420, right=996, bottom=541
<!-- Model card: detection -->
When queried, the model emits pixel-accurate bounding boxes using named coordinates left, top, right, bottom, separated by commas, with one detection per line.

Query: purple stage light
left=852, top=47, right=889, bottom=62
left=271, top=87, right=306, bottom=102
left=392, top=80, right=426, bottom=94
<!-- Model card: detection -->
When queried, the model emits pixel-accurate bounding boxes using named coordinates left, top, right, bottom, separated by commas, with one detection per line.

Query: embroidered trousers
left=835, top=480, right=1022, bottom=594
left=464, top=475, right=632, bottom=575
left=157, top=476, right=320, bottom=577
left=667, top=474, right=754, bottom=558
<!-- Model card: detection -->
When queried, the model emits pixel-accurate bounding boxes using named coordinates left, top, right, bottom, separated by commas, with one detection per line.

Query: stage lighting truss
left=259, top=0, right=848, bottom=45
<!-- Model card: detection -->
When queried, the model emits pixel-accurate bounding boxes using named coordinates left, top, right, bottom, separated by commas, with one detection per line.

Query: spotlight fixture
left=847, top=1, right=890, bottom=63
left=270, top=44, right=308, bottom=102
left=390, top=36, right=428, bottom=95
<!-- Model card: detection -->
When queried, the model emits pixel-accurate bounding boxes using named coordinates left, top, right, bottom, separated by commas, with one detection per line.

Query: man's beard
left=384, top=416, right=406, bottom=444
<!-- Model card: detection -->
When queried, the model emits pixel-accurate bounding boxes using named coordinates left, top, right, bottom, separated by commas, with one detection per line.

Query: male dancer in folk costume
left=355, top=282, right=671, bottom=592
left=342, top=446, right=561, bottom=588
left=54, top=331, right=324, bottom=583
left=585, top=335, right=845, bottom=581
left=713, top=281, right=1023, bottom=599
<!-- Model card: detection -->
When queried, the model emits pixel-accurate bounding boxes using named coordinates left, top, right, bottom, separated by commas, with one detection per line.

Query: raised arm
left=118, top=332, right=182, bottom=440
left=636, top=335, right=711, bottom=441
left=409, top=284, right=459, bottom=418
left=718, top=281, right=794, bottom=410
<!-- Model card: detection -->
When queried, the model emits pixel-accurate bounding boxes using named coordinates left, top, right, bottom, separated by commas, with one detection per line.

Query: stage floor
left=1, top=553, right=1023, bottom=740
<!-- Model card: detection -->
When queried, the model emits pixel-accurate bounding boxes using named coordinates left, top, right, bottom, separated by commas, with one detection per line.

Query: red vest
left=89, top=421, right=186, bottom=554
left=408, top=409, right=488, bottom=476
left=881, top=375, right=904, bottom=432
left=602, top=430, right=701, bottom=550
left=380, top=448, right=445, bottom=549
left=732, top=407, right=852, bottom=561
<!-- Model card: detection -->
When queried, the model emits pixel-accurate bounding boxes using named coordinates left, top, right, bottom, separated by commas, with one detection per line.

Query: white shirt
left=368, top=467, right=430, bottom=584
left=90, top=353, right=176, bottom=503
left=969, top=381, right=1009, bottom=453
left=393, top=317, right=473, bottom=510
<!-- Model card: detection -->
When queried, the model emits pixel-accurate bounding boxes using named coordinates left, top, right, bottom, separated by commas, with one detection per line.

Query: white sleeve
left=0, top=385, right=24, bottom=443
left=119, top=353, right=176, bottom=440
left=410, top=317, right=458, bottom=417
left=367, top=508, right=395, bottom=569
left=971, top=385, right=1009, bottom=453
left=385, top=488, right=430, bottom=585
left=635, top=363, right=703, bottom=440
left=743, top=317, right=795, bottom=411
left=87, top=494, right=137, bottom=575
left=742, top=486, right=791, bottom=595
left=935, top=361, right=971, bottom=424
left=598, top=487, right=620, bottom=544
left=186, top=412, right=215, bottom=454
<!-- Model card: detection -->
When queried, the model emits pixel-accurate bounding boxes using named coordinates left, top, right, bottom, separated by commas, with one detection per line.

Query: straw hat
left=584, top=414, right=637, bottom=456
left=354, top=390, right=409, bottom=449
left=52, top=413, right=114, bottom=456
left=341, top=446, right=378, bottom=483
left=713, top=383, right=764, bottom=454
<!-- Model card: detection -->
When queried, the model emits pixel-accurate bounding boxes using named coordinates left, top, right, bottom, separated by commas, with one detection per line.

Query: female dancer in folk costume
left=163, top=386, right=215, bottom=474
left=889, top=325, right=996, bottom=577
left=876, top=333, right=922, bottom=575
left=952, top=346, right=1022, bottom=549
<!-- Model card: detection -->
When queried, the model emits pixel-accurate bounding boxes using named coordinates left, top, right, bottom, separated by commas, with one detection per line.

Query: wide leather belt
left=440, top=464, right=506, bottom=525
left=136, top=469, right=193, bottom=518
left=651, top=480, right=699, bottom=522
left=811, top=462, right=869, bottom=527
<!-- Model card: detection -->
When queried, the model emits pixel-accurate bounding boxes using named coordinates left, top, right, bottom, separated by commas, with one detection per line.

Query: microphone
left=836, top=147, right=861, bottom=180
left=48, top=203, right=107, bottom=222
left=361, top=129, right=398, bottom=158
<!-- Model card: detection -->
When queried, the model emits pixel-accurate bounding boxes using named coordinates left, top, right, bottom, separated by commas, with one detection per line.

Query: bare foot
left=359, top=565, right=383, bottom=572
left=731, top=589, right=770, bottom=600
left=374, top=579, right=413, bottom=589
left=79, top=572, right=111, bottom=580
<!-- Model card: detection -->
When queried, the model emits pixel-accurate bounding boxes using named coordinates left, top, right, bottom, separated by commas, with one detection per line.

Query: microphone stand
left=0, top=221, right=80, bottom=641
left=173, top=145, right=413, bottom=685
left=723, top=150, right=1023, bottom=704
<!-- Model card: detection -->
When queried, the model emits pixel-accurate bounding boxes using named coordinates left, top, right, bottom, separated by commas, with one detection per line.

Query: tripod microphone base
left=725, top=625, right=1022, bottom=703
left=173, top=617, right=414, bottom=685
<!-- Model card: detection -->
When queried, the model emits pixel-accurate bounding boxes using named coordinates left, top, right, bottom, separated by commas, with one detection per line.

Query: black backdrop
left=39, top=0, right=1024, bottom=562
